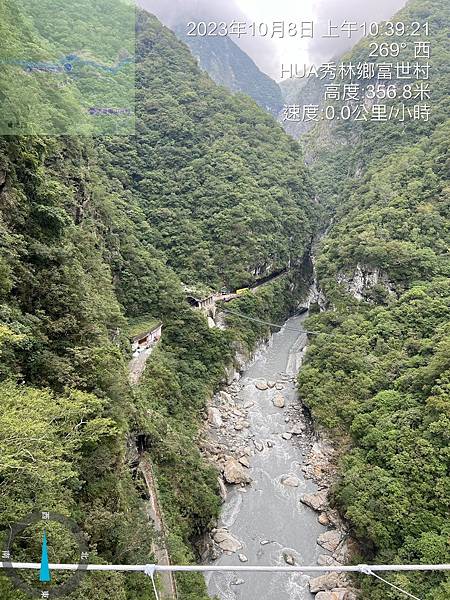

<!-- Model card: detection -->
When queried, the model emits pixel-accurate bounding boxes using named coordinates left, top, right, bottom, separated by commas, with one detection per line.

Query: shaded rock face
left=217, top=477, right=227, bottom=502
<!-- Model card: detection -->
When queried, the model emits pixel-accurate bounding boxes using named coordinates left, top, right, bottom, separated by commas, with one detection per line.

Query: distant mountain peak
left=175, top=26, right=283, bottom=116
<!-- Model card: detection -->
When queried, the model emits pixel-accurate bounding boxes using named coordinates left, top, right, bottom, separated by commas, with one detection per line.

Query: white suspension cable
left=2, top=562, right=448, bottom=600
left=144, top=564, right=160, bottom=600
left=222, top=309, right=320, bottom=334
left=359, top=565, right=422, bottom=600
left=1, top=562, right=449, bottom=573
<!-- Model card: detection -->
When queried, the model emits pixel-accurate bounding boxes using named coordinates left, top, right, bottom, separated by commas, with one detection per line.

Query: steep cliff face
left=176, top=27, right=284, bottom=116
left=104, top=12, right=317, bottom=290
left=0, top=7, right=319, bottom=600
left=298, top=3, right=450, bottom=599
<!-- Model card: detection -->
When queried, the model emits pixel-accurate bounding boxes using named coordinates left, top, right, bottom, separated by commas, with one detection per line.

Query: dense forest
left=298, top=1, right=450, bottom=598
left=1, top=0, right=449, bottom=599
left=0, top=5, right=316, bottom=600
left=104, top=12, right=316, bottom=291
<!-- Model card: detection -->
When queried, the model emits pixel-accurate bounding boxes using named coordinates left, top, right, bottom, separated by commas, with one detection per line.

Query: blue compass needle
left=39, top=531, right=51, bottom=583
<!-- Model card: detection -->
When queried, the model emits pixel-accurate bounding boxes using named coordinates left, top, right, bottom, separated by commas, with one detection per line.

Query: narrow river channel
left=206, top=311, right=332, bottom=600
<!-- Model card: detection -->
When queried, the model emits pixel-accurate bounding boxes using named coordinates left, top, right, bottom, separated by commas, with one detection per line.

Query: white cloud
left=137, top=0, right=408, bottom=80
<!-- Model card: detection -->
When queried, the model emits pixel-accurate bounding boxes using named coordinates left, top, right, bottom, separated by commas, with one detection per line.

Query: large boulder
left=223, top=458, right=251, bottom=484
left=317, top=554, right=341, bottom=567
left=280, top=474, right=300, bottom=487
left=208, top=407, right=223, bottom=428
left=238, top=456, right=250, bottom=468
left=309, top=573, right=341, bottom=593
left=213, top=529, right=242, bottom=553
left=272, top=394, right=285, bottom=408
left=283, top=552, right=295, bottom=565
left=317, top=530, right=343, bottom=552
left=301, top=490, right=328, bottom=512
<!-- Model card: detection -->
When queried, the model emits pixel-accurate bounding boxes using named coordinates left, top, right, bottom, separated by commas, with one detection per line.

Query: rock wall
left=337, top=263, right=396, bottom=301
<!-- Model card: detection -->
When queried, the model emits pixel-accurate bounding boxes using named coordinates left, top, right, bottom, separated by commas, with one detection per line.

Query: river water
left=206, top=311, right=330, bottom=600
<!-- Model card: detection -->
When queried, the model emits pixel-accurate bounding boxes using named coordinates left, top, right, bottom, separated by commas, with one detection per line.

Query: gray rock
left=254, top=441, right=264, bottom=452
left=275, top=383, right=285, bottom=390
left=219, top=390, right=233, bottom=404
left=272, top=393, right=285, bottom=408
left=238, top=553, right=248, bottom=563
left=301, top=490, right=328, bottom=512
left=281, top=474, right=300, bottom=487
left=255, top=381, right=269, bottom=390
left=223, top=458, right=251, bottom=485
left=283, top=552, right=295, bottom=565
left=290, top=422, right=305, bottom=435
left=213, top=529, right=242, bottom=553
left=208, top=407, right=223, bottom=428
left=315, top=591, right=347, bottom=600
left=231, top=578, right=245, bottom=586
left=266, top=440, right=274, bottom=448
left=317, top=530, right=343, bottom=552
left=309, top=573, right=341, bottom=593
left=282, top=432, right=293, bottom=440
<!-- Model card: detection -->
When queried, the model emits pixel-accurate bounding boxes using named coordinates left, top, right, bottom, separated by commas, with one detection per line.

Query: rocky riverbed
left=200, top=313, right=358, bottom=600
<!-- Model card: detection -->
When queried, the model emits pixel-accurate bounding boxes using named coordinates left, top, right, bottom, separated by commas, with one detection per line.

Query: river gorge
left=202, top=308, right=357, bottom=600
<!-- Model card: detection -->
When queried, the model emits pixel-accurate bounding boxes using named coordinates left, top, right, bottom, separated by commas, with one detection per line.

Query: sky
left=137, top=0, right=408, bottom=80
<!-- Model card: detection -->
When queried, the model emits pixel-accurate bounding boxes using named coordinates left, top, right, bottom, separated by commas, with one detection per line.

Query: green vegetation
left=127, top=315, right=161, bottom=339
left=0, top=0, right=135, bottom=135
left=102, top=11, right=316, bottom=291
left=298, top=1, right=450, bottom=598
left=0, top=6, right=315, bottom=600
